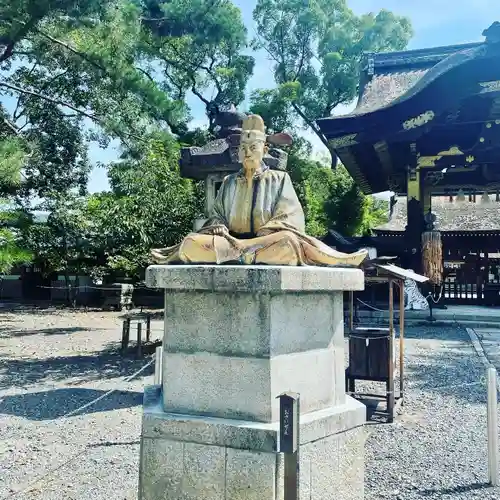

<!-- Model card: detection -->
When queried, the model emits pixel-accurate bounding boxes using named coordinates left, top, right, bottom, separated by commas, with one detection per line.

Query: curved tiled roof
left=352, top=69, right=428, bottom=115
left=377, top=196, right=500, bottom=232
left=350, top=42, right=483, bottom=117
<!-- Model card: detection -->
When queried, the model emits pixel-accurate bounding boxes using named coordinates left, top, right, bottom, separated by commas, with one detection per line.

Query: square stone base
left=139, top=386, right=366, bottom=500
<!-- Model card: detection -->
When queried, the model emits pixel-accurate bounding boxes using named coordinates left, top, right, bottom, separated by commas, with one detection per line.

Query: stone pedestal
left=139, top=265, right=366, bottom=500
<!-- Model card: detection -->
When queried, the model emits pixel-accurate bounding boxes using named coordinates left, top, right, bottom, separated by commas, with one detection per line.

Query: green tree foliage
left=0, top=137, right=26, bottom=195
left=1, top=0, right=256, bottom=278
left=358, top=196, right=389, bottom=235
left=2, top=0, right=395, bottom=280
left=0, top=0, right=183, bottom=201
left=83, top=133, right=203, bottom=279
left=269, top=142, right=388, bottom=238
left=322, top=163, right=366, bottom=236
left=249, top=85, right=297, bottom=134
left=0, top=208, right=32, bottom=274
left=252, top=0, right=412, bottom=160
left=20, top=134, right=204, bottom=280
left=287, top=152, right=376, bottom=238
left=140, top=0, right=254, bottom=133
left=0, top=138, right=32, bottom=273
left=21, top=195, right=89, bottom=275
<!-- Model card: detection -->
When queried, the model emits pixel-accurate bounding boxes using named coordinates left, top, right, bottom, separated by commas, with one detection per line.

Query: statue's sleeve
left=201, top=178, right=228, bottom=230
left=257, top=172, right=306, bottom=235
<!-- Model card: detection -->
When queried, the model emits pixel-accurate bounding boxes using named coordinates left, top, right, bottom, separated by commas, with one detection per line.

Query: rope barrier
left=356, top=297, right=391, bottom=313
left=60, top=357, right=154, bottom=419
left=1, top=355, right=155, bottom=499
left=355, top=282, right=444, bottom=313
left=348, top=334, right=394, bottom=340
left=426, top=284, right=444, bottom=304
left=35, top=285, right=156, bottom=291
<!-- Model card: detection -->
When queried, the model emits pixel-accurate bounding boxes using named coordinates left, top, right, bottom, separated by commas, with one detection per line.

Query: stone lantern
left=179, top=106, right=289, bottom=230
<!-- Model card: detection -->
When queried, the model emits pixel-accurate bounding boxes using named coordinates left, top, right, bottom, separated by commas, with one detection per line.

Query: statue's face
left=239, top=140, right=266, bottom=172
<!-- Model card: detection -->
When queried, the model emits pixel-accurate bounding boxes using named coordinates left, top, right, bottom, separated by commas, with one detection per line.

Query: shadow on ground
left=0, top=326, right=95, bottom=338
left=351, top=325, right=487, bottom=423
left=0, top=387, right=144, bottom=420
left=0, top=344, right=155, bottom=389
left=400, top=324, right=467, bottom=341
left=404, top=326, right=487, bottom=405
left=419, top=482, right=490, bottom=497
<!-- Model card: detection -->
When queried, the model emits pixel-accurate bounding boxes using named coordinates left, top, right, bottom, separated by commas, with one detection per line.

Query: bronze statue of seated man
left=151, top=114, right=368, bottom=267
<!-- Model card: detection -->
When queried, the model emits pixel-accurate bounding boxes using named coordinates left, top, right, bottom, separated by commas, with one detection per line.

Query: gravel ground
left=0, top=307, right=499, bottom=499
left=0, top=306, right=163, bottom=500
left=360, top=324, right=500, bottom=500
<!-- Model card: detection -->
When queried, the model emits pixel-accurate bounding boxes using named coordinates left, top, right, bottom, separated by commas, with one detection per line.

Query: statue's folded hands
left=209, top=225, right=229, bottom=237
left=151, top=114, right=368, bottom=267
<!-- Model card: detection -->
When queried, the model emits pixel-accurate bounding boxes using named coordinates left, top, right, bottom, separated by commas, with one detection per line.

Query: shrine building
left=317, top=22, right=500, bottom=306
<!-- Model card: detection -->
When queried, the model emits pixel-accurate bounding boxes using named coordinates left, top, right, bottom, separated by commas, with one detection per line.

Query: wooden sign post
left=277, top=392, right=300, bottom=500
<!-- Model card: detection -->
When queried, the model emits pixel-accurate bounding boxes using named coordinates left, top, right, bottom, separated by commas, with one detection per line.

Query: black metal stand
left=427, top=295, right=436, bottom=322
left=426, top=283, right=439, bottom=322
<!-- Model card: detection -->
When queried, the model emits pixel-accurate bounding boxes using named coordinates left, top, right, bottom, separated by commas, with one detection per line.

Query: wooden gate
left=443, top=253, right=487, bottom=304
left=442, top=231, right=500, bottom=305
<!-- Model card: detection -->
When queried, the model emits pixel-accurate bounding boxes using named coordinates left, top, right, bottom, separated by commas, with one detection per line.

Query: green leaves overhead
left=0, top=138, right=27, bottom=195
left=141, top=0, right=254, bottom=131
left=287, top=153, right=388, bottom=238
left=19, top=132, right=204, bottom=279
left=253, top=0, right=413, bottom=155
left=81, top=134, right=203, bottom=278
left=0, top=0, right=188, bottom=201
left=0, top=0, right=403, bottom=278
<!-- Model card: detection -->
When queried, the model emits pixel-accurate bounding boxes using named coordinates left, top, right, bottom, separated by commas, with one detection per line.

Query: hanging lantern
left=422, top=210, right=443, bottom=285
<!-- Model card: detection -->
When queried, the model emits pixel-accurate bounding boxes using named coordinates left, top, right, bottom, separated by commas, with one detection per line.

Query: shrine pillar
left=405, top=167, right=426, bottom=273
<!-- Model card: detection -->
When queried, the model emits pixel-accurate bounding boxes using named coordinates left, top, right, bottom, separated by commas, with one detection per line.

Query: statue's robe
left=151, top=166, right=368, bottom=267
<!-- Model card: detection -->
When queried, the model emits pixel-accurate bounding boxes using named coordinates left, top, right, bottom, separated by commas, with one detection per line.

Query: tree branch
left=200, top=59, right=223, bottom=96
left=0, top=17, right=39, bottom=63
left=2, top=117, right=21, bottom=136
left=136, top=67, right=154, bottom=83
left=0, top=81, right=99, bottom=122
left=11, top=50, right=35, bottom=58
left=29, top=24, right=109, bottom=75
left=277, top=13, right=289, bottom=82
left=162, top=66, right=185, bottom=101
left=39, top=69, right=70, bottom=93
left=160, top=52, right=211, bottom=107
left=13, top=93, right=25, bottom=121
left=291, top=102, right=328, bottom=147
left=159, top=38, right=222, bottom=96
left=253, top=30, right=282, bottom=67
left=190, top=80, right=210, bottom=107
left=293, top=31, right=311, bottom=81
left=140, top=0, right=221, bottom=26
left=11, top=62, right=40, bottom=122
left=322, top=90, right=343, bottom=118
left=18, top=118, right=30, bottom=131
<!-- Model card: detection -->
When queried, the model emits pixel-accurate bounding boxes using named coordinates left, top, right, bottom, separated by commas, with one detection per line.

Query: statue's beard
left=242, top=159, right=261, bottom=181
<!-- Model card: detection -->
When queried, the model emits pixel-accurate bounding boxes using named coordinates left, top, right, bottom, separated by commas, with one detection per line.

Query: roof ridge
left=362, top=42, right=483, bottom=71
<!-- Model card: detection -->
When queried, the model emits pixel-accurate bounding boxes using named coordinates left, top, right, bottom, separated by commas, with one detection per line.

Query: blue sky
left=87, top=0, right=499, bottom=192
